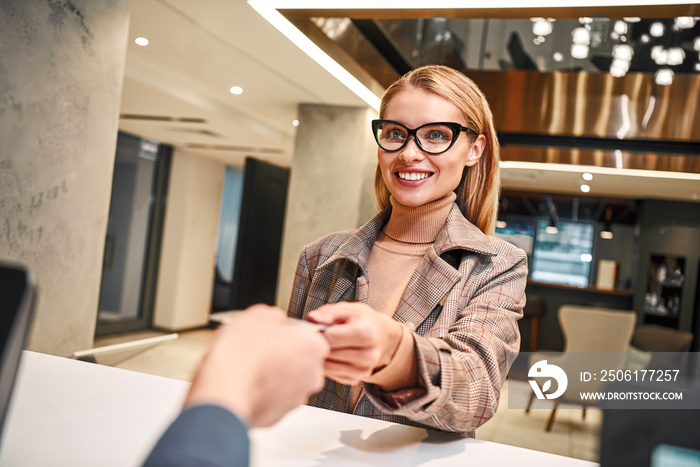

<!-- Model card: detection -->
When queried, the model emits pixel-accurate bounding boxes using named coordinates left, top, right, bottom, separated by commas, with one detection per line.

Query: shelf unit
left=643, top=254, right=685, bottom=329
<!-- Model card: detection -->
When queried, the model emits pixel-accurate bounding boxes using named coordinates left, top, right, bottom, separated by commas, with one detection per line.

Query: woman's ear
left=465, top=134, right=486, bottom=167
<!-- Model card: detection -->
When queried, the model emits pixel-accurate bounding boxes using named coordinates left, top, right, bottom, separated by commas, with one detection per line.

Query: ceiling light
left=666, top=47, right=686, bottom=66
left=674, top=16, right=697, bottom=30
left=571, top=44, right=590, bottom=59
left=134, top=37, right=149, bottom=47
left=292, top=119, right=300, bottom=127
left=613, top=21, right=628, bottom=36
left=545, top=223, right=558, bottom=235
left=600, top=207, right=614, bottom=239
left=579, top=17, right=593, bottom=24
left=229, top=86, right=243, bottom=95
left=553, top=52, right=564, bottom=62
left=496, top=220, right=508, bottom=229
left=650, top=22, right=665, bottom=37
left=694, top=37, right=700, bottom=52
left=640, top=34, right=650, bottom=43
left=248, top=0, right=381, bottom=111
left=532, top=19, right=553, bottom=36
left=572, top=27, right=591, bottom=45
left=580, top=184, right=591, bottom=193
left=613, top=44, right=634, bottom=61
left=582, top=173, right=593, bottom=181
left=610, top=65, right=627, bottom=78
left=695, top=62, right=700, bottom=72
left=623, top=17, right=641, bottom=23
left=580, top=253, right=593, bottom=262
left=655, top=68, right=674, bottom=86
left=651, top=46, right=668, bottom=65
left=611, top=58, right=630, bottom=72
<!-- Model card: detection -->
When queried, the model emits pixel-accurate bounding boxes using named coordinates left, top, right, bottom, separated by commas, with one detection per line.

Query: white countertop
left=0, top=351, right=598, bottom=467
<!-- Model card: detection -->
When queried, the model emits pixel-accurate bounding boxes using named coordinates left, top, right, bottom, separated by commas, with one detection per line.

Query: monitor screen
left=530, top=219, right=595, bottom=287
left=494, top=219, right=535, bottom=255
left=0, top=263, right=35, bottom=450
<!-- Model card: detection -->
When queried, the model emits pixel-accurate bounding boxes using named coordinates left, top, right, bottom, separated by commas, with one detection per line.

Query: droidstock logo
left=528, top=360, right=568, bottom=400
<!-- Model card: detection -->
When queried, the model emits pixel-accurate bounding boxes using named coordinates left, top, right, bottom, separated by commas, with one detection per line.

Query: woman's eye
left=425, top=130, right=450, bottom=141
left=385, top=129, right=406, bottom=140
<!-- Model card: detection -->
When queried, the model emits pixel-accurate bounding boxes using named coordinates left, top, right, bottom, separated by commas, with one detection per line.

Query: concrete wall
left=0, top=0, right=132, bottom=356
left=276, top=104, right=378, bottom=310
left=153, top=150, right=225, bottom=330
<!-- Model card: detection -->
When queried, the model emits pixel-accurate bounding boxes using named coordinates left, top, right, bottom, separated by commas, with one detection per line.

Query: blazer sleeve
left=364, top=247, right=528, bottom=433
left=287, top=246, right=311, bottom=320
left=142, top=404, right=250, bottom=467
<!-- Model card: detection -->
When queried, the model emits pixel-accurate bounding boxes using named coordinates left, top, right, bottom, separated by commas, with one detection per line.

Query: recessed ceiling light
left=229, top=86, right=243, bottom=95
left=292, top=119, right=300, bottom=127
left=613, top=20, right=628, bottom=36
left=135, top=37, right=149, bottom=47
left=572, top=27, right=591, bottom=45
left=613, top=44, right=633, bottom=61
left=532, top=19, right=553, bottom=37
left=580, top=184, right=591, bottom=193
left=649, top=22, right=665, bottom=38
left=553, top=52, right=564, bottom=62
left=666, top=47, right=686, bottom=66
left=571, top=44, right=589, bottom=59
left=674, top=16, right=696, bottom=30
left=655, top=68, right=674, bottom=86
left=582, top=172, right=593, bottom=181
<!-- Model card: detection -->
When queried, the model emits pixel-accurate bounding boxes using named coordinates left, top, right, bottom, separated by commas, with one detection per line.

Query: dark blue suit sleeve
left=143, top=404, right=250, bottom=467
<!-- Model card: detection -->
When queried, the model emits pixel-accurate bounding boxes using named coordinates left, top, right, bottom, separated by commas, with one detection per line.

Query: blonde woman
left=289, top=65, right=527, bottom=435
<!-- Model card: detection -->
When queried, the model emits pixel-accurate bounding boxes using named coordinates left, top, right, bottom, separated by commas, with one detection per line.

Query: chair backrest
left=0, top=262, right=36, bottom=450
left=560, top=305, right=636, bottom=353
left=631, top=325, right=694, bottom=353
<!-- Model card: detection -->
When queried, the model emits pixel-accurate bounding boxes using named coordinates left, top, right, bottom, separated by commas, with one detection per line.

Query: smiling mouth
left=396, top=172, right=433, bottom=181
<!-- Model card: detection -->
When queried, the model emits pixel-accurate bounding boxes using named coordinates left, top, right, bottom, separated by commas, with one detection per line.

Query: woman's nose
left=398, top=137, right=426, bottom=163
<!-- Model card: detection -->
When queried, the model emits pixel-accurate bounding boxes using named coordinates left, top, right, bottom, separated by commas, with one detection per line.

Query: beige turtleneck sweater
left=347, top=191, right=456, bottom=411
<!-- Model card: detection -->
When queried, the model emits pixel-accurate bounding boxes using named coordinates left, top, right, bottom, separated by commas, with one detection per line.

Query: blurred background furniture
left=521, top=294, right=546, bottom=352
left=631, top=325, right=693, bottom=353
left=526, top=305, right=636, bottom=431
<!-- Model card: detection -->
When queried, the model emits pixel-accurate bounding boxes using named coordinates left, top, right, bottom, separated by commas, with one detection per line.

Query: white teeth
left=398, top=172, right=430, bottom=181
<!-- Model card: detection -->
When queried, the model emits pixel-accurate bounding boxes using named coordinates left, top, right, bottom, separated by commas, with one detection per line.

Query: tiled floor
left=94, top=327, right=600, bottom=463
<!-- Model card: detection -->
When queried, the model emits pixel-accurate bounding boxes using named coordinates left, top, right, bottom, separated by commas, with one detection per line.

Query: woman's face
left=378, top=87, right=485, bottom=208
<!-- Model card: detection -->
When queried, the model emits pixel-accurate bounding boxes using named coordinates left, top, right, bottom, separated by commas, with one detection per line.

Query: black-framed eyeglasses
left=371, top=119, right=477, bottom=155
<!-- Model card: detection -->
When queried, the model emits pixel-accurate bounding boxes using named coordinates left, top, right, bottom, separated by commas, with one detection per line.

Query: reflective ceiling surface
left=120, top=1, right=700, bottom=202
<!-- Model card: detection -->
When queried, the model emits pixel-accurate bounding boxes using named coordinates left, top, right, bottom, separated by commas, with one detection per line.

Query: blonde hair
left=373, top=65, right=501, bottom=234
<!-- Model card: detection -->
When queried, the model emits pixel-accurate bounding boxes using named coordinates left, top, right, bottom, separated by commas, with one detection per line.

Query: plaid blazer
left=288, top=203, right=527, bottom=434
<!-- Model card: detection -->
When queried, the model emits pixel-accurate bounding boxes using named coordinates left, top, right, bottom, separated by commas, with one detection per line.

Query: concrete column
left=277, top=103, right=378, bottom=310
left=0, top=0, right=132, bottom=356
left=153, top=150, right=224, bottom=331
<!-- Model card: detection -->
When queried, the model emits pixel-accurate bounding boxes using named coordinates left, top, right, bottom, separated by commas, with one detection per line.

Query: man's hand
left=185, top=305, right=329, bottom=427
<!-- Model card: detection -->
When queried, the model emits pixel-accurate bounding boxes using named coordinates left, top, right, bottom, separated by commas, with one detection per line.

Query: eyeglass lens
left=375, top=122, right=457, bottom=154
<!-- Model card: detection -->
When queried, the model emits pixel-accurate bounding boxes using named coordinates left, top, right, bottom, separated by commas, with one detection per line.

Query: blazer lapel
left=392, top=204, right=497, bottom=330
left=392, top=246, right=461, bottom=328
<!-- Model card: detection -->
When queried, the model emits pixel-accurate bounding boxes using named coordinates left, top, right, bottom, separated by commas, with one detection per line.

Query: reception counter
left=0, top=351, right=598, bottom=466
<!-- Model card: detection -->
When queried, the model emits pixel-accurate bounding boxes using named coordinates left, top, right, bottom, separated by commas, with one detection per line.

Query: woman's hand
left=308, top=303, right=403, bottom=385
